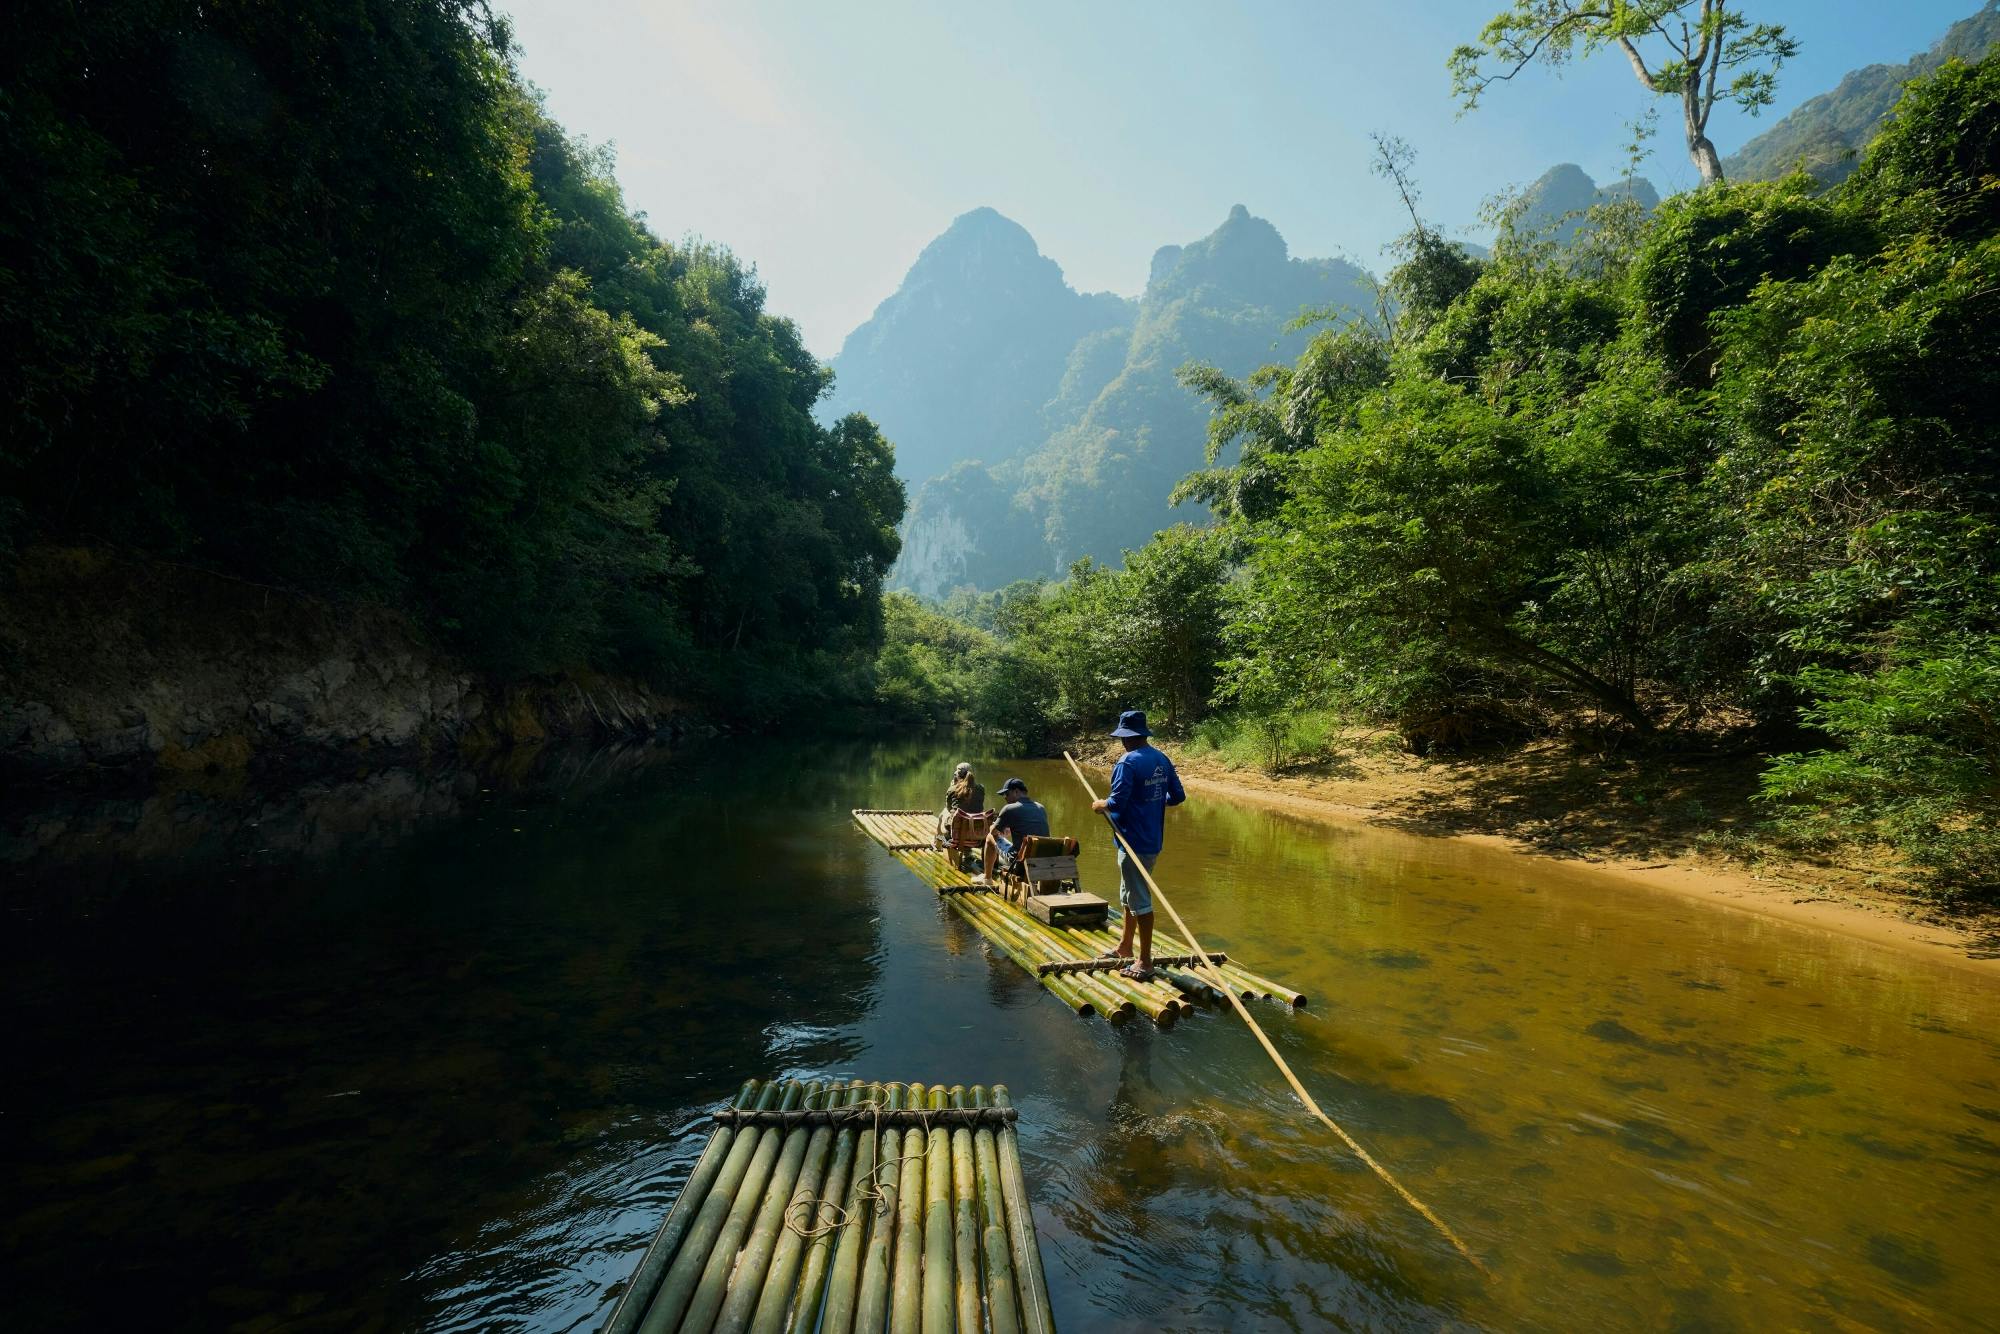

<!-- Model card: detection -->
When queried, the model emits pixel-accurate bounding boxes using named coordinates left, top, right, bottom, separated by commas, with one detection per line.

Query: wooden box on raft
left=1022, top=891, right=1106, bottom=927
left=602, top=1077, right=1056, bottom=1334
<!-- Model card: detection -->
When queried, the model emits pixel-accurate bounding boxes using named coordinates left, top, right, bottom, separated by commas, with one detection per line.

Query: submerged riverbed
left=5, top=737, right=1998, bottom=1331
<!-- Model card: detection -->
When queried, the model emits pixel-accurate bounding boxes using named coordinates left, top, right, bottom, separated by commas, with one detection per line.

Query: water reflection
left=2, top=738, right=1997, bottom=1331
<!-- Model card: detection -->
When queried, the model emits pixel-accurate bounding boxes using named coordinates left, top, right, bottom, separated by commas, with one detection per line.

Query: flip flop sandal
left=1119, top=964, right=1156, bottom=982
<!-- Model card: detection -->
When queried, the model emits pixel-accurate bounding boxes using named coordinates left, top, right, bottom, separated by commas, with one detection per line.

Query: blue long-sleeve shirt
left=1104, top=744, right=1185, bottom=856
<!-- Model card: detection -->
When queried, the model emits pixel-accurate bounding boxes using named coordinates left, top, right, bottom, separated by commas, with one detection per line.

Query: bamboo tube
left=786, top=1081, right=874, bottom=1334
left=889, top=1083, right=928, bottom=1334
left=641, top=1079, right=790, bottom=1334
left=998, top=911, right=1158, bottom=1025
left=851, top=1083, right=906, bottom=1334
left=947, top=1086, right=982, bottom=1334
left=969, top=1087, right=1021, bottom=1334
left=921, top=1085, right=954, bottom=1334
left=956, top=896, right=1133, bottom=1016
left=717, top=1081, right=835, bottom=1334
left=948, top=899, right=1102, bottom=1018
left=974, top=910, right=1134, bottom=1026
left=999, top=910, right=1174, bottom=1021
left=991, top=1086, right=1055, bottom=1334
left=744, top=1081, right=858, bottom=1334
left=675, top=1080, right=816, bottom=1334
left=605, top=1079, right=761, bottom=1334
left=984, top=904, right=1180, bottom=1026
left=955, top=898, right=1127, bottom=1016
left=1076, top=921, right=1286, bottom=1007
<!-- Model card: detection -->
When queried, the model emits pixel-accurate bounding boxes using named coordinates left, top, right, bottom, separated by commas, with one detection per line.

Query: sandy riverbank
left=1070, top=736, right=2000, bottom=979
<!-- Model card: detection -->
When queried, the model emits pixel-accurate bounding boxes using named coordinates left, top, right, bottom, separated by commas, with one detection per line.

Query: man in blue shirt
left=1090, top=709, right=1185, bottom=980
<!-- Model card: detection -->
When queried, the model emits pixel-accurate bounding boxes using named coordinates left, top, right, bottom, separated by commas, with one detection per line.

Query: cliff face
left=0, top=549, right=688, bottom=783
left=1725, top=3, right=2000, bottom=185
left=820, top=207, right=1135, bottom=487
left=887, top=205, right=1375, bottom=597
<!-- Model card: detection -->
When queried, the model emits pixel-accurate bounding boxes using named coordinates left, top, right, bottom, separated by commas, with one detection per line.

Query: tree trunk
left=1687, top=133, right=1724, bottom=186
left=1684, top=84, right=1725, bottom=185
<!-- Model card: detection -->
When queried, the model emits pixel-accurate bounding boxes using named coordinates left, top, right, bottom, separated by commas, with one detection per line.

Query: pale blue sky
left=500, top=1, right=1980, bottom=356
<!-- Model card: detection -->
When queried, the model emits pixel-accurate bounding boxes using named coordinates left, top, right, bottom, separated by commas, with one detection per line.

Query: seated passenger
left=978, top=777, right=1050, bottom=885
left=939, top=761, right=987, bottom=843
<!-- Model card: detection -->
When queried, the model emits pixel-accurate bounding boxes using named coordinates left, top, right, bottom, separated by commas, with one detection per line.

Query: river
left=4, top=737, right=1997, bottom=1331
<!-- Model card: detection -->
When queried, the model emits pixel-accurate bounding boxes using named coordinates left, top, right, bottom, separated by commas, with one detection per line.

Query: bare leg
left=1136, top=912, right=1154, bottom=969
left=982, top=833, right=997, bottom=884
left=1113, top=913, right=1135, bottom=959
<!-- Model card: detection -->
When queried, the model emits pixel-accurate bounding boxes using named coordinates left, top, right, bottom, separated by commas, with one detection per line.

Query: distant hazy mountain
left=1726, top=2, right=2000, bottom=186
left=821, top=208, right=1133, bottom=487
left=1514, top=163, right=1659, bottom=242
left=887, top=205, right=1375, bottom=597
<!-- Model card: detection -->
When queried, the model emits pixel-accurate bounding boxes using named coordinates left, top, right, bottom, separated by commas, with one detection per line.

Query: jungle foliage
left=0, top=1, right=902, bottom=714
left=916, top=55, right=2000, bottom=900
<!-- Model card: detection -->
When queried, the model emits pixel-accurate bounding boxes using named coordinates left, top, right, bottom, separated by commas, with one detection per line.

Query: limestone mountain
left=892, top=205, right=1375, bottom=596
left=1725, top=2, right=2000, bottom=186
left=820, top=207, right=1133, bottom=487
left=1513, top=163, right=1659, bottom=243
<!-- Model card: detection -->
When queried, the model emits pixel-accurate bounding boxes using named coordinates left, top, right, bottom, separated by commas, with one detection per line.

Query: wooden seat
left=939, top=809, right=991, bottom=871
left=1003, top=834, right=1108, bottom=926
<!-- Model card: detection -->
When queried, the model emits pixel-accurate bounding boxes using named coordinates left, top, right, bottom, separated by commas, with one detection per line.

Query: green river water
left=4, top=737, right=1997, bottom=1331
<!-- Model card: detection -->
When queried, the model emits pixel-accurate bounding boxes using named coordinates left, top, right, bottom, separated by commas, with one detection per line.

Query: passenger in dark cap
left=977, top=777, right=1050, bottom=885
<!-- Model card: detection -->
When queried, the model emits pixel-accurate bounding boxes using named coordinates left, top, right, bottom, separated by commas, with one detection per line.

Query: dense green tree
left=1451, top=1, right=1798, bottom=185
left=0, top=0, right=904, bottom=709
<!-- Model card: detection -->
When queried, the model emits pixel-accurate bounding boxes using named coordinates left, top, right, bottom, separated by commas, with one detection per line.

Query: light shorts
left=1115, top=844, right=1157, bottom=915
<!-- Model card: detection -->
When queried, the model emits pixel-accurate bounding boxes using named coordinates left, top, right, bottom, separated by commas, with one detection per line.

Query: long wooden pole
left=1064, top=750, right=1490, bottom=1276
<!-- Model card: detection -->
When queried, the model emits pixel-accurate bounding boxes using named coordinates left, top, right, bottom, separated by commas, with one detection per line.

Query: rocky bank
left=0, top=548, right=692, bottom=784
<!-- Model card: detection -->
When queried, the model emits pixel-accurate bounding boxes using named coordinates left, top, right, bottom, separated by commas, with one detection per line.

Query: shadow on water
left=4, top=735, right=2000, bottom=1331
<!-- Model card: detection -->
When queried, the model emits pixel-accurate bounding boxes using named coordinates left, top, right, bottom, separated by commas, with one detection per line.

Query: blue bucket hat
left=1109, top=709, right=1151, bottom=738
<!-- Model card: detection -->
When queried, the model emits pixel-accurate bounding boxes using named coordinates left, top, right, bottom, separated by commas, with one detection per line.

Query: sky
left=500, top=0, right=1982, bottom=357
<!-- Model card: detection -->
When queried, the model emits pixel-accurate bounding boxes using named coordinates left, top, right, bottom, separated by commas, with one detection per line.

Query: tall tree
left=1450, top=1, right=1798, bottom=185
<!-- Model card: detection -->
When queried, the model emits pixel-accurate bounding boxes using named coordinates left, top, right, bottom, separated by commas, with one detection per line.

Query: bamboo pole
left=1065, top=750, right=1486, bottom=1275
left=606, top=1079, right=761, bottom=1334
left=991, top=1086, right=1055, bottom=1334
left=921, top=1085, right=954, bottom=1334
left=1077, top=919, right=1306, bottom=1007
left=947, top=1086, right=983, bottom=1334
left=641, top=1079, right=790, bottom=1334
left=975, top=901, right=1180, bottom=1026
left=715, top=1082, right=833, bottom=1333
left=676, top=1080, right=818, bottom=1334
left=744, top=1081, right=858, bottom=1334
left=984, top=907, right=1157, bottom=1025
left=949, top=896, right=1097, bottom=1014
left=969, top=1087, right=1021, bottom=1334
left=800, top=1080, right=880, bottom=1334
left=956, top=898, right=1132, bottom=1020
left=889, top=1083, right=927, bottom=1334
left=851, top=1083, right=906, bottom=1334
left=948, top=897, right=1103, bottom=1018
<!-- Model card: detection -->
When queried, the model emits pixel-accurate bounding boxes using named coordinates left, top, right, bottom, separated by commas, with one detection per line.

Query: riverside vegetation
left=873, top=53, right=2000, bottom=904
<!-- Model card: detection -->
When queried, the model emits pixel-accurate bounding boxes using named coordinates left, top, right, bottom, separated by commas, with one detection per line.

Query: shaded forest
left=2, top=1, right=903, bottom=718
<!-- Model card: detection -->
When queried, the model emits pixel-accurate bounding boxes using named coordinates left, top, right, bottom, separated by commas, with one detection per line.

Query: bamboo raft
left=852, top=809, right=1306, bottom=1026
left=605, top=1077, right=1055, bottom=1334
